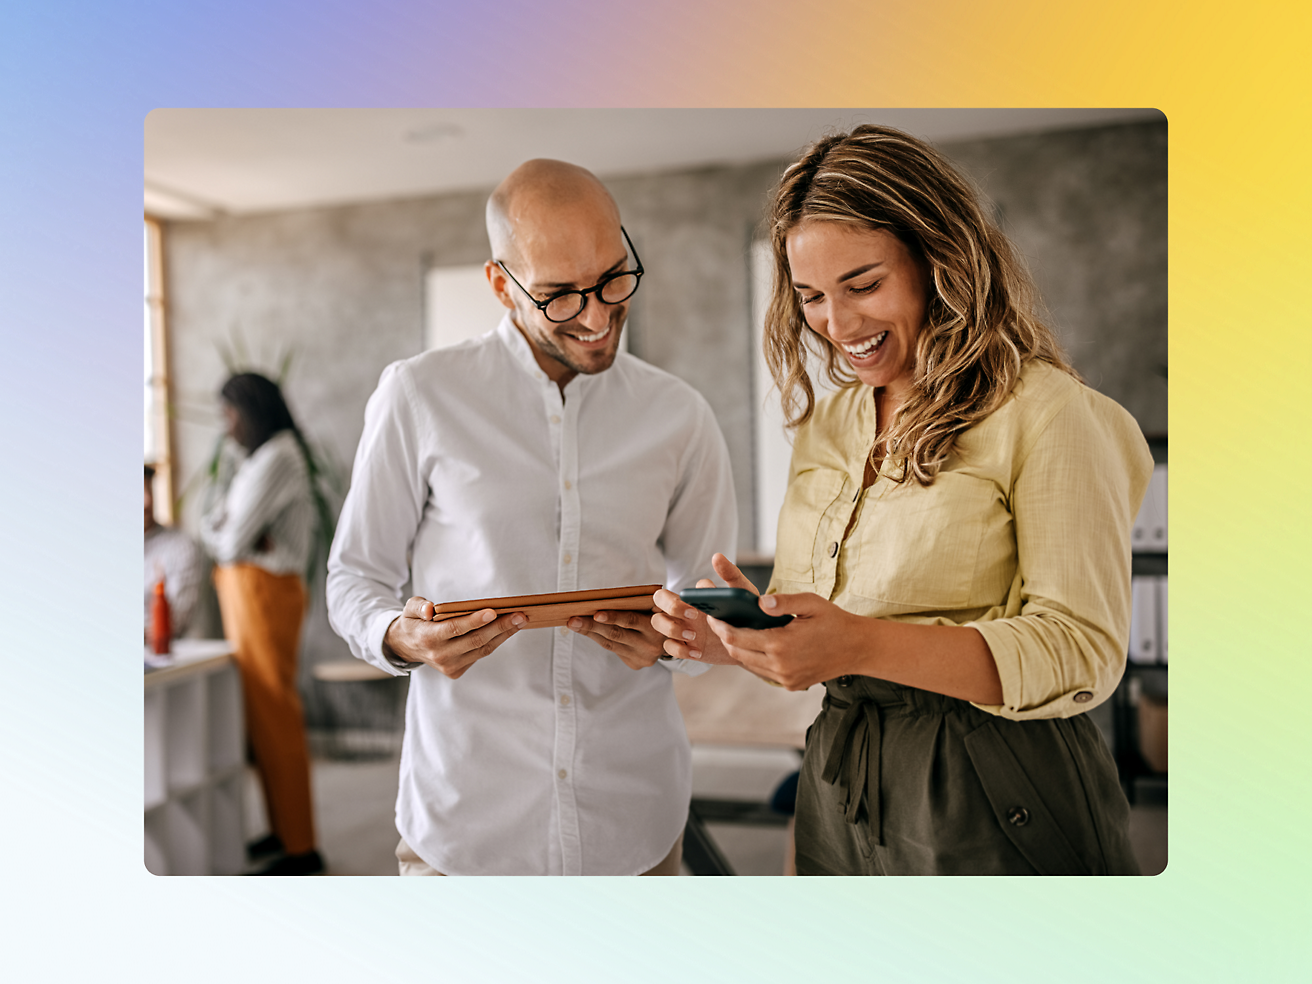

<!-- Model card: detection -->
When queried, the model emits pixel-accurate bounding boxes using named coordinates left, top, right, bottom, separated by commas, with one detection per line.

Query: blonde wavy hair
left=764, top=124, right=1077, bottom=486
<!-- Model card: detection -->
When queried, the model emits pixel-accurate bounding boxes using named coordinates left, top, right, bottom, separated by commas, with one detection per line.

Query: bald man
left=327, top=160, right=737, bottom=875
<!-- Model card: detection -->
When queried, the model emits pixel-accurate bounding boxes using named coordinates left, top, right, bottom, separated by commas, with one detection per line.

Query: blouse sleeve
left=967, top=389, right=1153, bottom=721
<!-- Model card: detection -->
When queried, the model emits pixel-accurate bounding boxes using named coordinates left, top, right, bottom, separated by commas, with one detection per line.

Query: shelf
left=144, top=641, right=245, bottom=875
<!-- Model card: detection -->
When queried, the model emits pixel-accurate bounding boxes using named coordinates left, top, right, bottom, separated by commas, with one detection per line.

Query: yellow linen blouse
left=768, top=360, right=1153, bottom=721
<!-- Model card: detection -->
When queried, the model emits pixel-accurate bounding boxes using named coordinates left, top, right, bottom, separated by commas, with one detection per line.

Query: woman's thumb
left=759, top=591, right=816, bottom=616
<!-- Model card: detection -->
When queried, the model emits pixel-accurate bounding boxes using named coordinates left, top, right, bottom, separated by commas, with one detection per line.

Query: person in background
left=327, top=159, right=737, bottom=876
left=653, top=125, right=1151, bottom=875
left=144, top=463, right=204, bottom=644
left=201, top=372, right=323, bottom=876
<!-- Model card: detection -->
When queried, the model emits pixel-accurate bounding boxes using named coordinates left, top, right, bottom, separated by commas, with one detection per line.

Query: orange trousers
left=214, top=564, right=316, bottom=856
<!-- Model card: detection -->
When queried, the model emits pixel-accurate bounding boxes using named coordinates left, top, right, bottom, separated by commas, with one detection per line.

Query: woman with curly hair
left=654, top=125, right=1150, bottom=875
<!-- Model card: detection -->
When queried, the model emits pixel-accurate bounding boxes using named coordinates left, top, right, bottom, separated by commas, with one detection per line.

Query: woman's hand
left=707, top=593, right=1005, bottom=703
left=651, top=553, right=750, bottom=664
left=704, top=591, right=871, bottom=691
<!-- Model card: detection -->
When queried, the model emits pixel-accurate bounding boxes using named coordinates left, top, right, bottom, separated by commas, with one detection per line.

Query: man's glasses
left=496, top=227, right=643, bottom=324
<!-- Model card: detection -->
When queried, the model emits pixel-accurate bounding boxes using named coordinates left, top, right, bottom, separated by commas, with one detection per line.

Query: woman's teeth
left=843, top=332, right=888, bottom=359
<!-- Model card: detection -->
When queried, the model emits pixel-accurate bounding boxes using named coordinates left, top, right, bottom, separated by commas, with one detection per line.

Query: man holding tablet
left=326, top=159, right=737, bottom=875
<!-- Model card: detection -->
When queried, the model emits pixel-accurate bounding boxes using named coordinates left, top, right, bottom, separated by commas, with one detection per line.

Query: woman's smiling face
left=785, top=220, right=931, bottom=401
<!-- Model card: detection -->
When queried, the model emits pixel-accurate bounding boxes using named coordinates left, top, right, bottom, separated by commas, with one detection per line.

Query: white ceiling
left=145, top=107, right=1162, bottom=220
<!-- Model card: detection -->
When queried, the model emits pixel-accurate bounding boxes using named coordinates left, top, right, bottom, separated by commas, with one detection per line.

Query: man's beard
left=539, top=311, right=625, bottom=377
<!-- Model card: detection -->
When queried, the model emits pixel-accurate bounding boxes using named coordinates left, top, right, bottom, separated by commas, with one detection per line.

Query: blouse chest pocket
left=772, top=468, right=848, bottom=583
left=846, top=471, right=1011, bottom=611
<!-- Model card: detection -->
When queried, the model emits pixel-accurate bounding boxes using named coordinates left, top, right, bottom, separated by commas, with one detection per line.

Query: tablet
left=426, top=584, right=663, bottom=629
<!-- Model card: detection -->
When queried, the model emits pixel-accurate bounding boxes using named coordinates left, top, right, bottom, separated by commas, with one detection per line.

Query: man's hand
left=567, top=608, right=669, bottom=670
left=383, top=596, right=526, bottom=680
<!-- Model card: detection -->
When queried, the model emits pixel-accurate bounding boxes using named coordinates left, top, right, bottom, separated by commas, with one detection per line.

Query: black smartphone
left=678, top=587, right=793, bottom=629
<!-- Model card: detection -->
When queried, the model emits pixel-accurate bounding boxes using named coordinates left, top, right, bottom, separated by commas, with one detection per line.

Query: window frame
left=145, top=216, right=176, bottom=524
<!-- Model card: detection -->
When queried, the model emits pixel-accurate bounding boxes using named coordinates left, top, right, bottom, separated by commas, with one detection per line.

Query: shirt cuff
left=367, top=608, right=420, bottom=675
left=660, top=656, right=711, bottom=676
left=967, top=618, right=1105, bottom=720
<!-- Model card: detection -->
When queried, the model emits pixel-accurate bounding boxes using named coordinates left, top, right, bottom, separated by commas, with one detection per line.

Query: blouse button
left=1007, top=806, right=1030, bottom=826
left=1073, top=691, right=1094, bottom=703
left=828, top=541, right=839, bottom=558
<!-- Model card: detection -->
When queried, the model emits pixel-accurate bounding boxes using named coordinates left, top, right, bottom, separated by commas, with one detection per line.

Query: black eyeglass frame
left=495, top=226, right=644, bottom=324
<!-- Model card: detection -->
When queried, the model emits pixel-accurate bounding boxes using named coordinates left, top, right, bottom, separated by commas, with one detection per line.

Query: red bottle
left=151, top=579, right=172, bottom=655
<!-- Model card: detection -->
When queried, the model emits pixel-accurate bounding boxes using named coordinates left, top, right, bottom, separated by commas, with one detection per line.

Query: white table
left=673, top=663, right=823, bottom=749
left=144, top=639, right=245, bottom=875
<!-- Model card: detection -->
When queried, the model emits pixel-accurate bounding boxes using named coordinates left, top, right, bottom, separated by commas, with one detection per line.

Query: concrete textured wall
left=162, top=118, right=1166, bottom=683
left=941, top=122, right=1168, bottom=434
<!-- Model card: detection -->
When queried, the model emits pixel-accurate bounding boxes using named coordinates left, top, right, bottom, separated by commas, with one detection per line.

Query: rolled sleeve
left=969, top=389, right=1152, bottom=720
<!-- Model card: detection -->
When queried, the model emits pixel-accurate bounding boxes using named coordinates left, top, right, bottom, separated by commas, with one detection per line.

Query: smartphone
left=678, top=587, right=793, bottom=629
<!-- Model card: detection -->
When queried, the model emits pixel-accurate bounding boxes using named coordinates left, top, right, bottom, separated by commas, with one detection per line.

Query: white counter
left=144, top=639, right=245, bottom=875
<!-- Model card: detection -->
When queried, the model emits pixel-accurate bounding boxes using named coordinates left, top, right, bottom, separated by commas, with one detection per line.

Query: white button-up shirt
left=327, top=316, right=737, bottom=874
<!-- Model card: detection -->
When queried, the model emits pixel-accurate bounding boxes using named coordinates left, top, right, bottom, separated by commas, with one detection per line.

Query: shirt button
left=563, top=553, right=572, bottom=564
left=559, top=627, right=569, bottom=637
left=564, top=480, right=572, bottom=490
left=557, top=769, right=568, bottom=780
left=1007, top=806, right=1030, bottom=826
left=828, top=541, right=839, bottom=558
left=1073, top=691, right=1094, bottom=703
left=559, top=694, right=571, bottom=706
left=836, top=675, right=853, bottom=688
left=550, top=414, right=561, bottom=424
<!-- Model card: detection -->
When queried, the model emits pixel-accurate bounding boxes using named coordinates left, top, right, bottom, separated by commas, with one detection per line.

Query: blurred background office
left=144, top=108, right=1167, bottom=875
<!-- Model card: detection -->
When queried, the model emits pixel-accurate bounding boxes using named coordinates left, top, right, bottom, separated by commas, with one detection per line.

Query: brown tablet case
left=427, top=584, right=663, bottom=630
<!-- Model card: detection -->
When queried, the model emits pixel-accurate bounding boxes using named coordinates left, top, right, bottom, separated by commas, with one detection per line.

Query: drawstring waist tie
left=820, top=690, right=884, bottom=846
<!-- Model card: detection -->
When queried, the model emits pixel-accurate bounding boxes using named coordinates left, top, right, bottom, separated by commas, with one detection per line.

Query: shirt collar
left=494, top=311, right=599, bottom=395
left=495, top=313, right=552, bottom=384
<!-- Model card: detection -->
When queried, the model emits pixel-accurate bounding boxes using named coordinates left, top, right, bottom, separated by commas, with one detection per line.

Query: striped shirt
left=200, top=429, right=315, bottom=578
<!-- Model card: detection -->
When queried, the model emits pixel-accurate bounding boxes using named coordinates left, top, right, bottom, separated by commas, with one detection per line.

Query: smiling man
left=326, top=159, right=737, bottom=875
left=484, top=160, right=633, bottom=385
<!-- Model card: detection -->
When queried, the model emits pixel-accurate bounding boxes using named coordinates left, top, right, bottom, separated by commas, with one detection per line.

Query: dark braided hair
left=220, top=372, right=299, bottom=453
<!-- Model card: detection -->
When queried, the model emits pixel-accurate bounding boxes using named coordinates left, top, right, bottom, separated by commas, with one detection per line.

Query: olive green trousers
left=794, top=676, right=1140, bottom=875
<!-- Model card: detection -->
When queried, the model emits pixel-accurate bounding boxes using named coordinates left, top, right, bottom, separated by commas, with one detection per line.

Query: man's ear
left=485, top=260, right=516, bottom=310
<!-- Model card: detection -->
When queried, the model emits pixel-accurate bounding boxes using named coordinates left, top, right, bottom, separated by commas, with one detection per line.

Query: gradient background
left=1, top=1, right=1307, bottom=981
